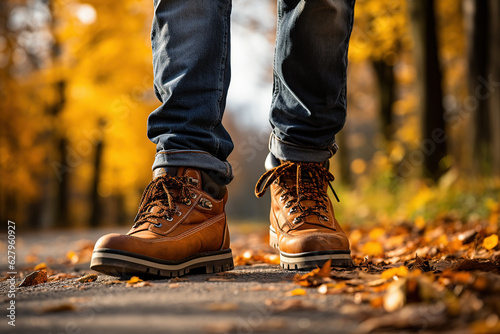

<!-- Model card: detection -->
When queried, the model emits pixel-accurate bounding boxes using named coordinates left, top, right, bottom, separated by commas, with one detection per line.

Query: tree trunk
left=372, top=60, right=396, bottom=143
left=408, top=0, right=448, bottom=181
left=465, top=0, right=491, bottom=175
left=488, top=0, right=500, bottom=177
left=89, top=138, right=104, bottom=227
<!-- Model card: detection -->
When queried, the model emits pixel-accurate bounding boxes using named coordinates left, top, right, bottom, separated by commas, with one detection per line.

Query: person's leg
left=256, top=0, right=356, bottom=270
left=91, top=0, right=234, bottom=278
left=149, top=0, right=234, bottom=185
left=270, top=0, right=355, bottom=162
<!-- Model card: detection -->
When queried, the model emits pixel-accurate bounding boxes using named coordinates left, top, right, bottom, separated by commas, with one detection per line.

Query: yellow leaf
left=415, top=216, right=426, bottom=230
left=34, top=262, right=47, bottom=271
left=127, top=276, right=143, bottom=284
left=381, top=267, right=398, bottom=279
left=381, top=266, right=409, bottom=280
left=287, top=288, right=307, bottom=296
left=66, top=250, right=79, bottom=264
left=369, top=227, right=385, bottom=240
left=396, top=266, right=409, bottom=277
left=362, top=241, right=384, bottom=256
left=483, top=234, right=499, bottom=250
left=437, top=234, right=448, bottom=247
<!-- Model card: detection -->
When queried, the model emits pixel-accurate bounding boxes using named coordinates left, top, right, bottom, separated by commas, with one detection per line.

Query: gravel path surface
left=1, top=227, right=363, bottom=334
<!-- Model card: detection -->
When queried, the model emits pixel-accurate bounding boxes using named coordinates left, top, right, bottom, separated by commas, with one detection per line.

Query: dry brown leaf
left=77, top=274, right=98, bottom=283
left=40, top=303, right=77, bottom=313
left=127, top=281, right=153, bottom=288
left=265, top=299, right=317, bottom=312
left=170, top=277, right=190, bottom=282
left=451, top=259, right=499, bottom=272
left=48, top=273, right=79, bottom=281
left=18, top=270, right=48, bottom=287
left=285, top=288, right=307, bottom=296
left=205, top=302, right=239, bottom=311
left=317, top=282, right=346, bottom=295
left=293, top=259, right=333, bottom=287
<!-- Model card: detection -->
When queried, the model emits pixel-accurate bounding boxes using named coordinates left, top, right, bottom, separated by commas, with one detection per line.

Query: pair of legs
left=148, top=0, right=355, bottom=181
left=91, top=0, right=356, bottom=277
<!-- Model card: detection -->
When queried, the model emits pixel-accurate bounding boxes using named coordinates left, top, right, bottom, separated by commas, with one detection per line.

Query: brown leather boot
left=90, top=167, right=233, bottom=278
left=255, top=155, right=352, bottom=270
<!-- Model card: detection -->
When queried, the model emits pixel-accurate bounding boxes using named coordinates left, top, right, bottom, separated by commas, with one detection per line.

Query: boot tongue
left=153, top=167, right=179, bottom=179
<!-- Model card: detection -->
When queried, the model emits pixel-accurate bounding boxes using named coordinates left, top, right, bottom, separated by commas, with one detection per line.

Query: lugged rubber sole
left=269, top=226, right=353, bottom=270
left=90, top=248, right=234, bottom=278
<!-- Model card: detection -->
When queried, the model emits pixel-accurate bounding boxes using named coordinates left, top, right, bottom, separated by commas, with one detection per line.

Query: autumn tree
left=407, top=0, right=448, bottom=181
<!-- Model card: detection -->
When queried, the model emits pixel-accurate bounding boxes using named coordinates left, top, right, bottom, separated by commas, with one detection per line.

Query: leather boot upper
left=93, top=167, right=230, bottom=261
left=255, top=158, right=350, bottom=254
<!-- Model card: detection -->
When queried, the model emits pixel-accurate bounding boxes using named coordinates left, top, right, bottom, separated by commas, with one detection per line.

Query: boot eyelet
left=176, top=211, right=182, bottom=216
left=165, top=216, right=173, bottom=222
left=154, top=222, right=162, bottom=228
left=284, top=201, right=291, bottom=208
left=293, top=217, right=302, bottom=224
left=199, top=198, right=213, bottom=209
left=321, top=216, right=329, bottom=222
left=191, top=193, right=197, bottom=199
left=280, top=195, right=287, bottom=202
left=185, top=200, right=192, bottom=206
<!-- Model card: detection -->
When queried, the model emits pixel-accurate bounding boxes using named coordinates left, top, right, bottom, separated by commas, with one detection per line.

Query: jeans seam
left=212, top=1, right=231, bottom=159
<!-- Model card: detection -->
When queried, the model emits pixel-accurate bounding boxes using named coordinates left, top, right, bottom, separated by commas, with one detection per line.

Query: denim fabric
left=148, top=0, right=355, bottom=184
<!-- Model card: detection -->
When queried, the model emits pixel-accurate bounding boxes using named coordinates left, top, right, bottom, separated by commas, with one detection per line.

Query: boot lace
left=132, top=175, right=197, bottom=228
left=255, top=162, right=339, bottom=225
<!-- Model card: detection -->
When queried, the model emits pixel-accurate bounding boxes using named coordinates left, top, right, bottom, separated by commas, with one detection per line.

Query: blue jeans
left=148, top=0, right=355, bottom=185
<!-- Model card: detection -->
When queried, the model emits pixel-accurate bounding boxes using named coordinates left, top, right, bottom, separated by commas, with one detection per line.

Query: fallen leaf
left=369, top=227, right=386, bottom=240
left=205, top=302, right=239, bottom=311
left=170, top=277, right=190, bottom=282
left=414, top=216, right=426, bottom=230
left=265, top=299, right=317, bottom=312
left=383, top=278, right=406, bottom=312
left=48, top=273, right=78, bottom=281
left=18, top=270, right=48, bottom=287
left=127, top=281, right=153, bottom=288
left=483, top=234, right=499, bottom=250
left=293, top=260, right=333, bottom=287
left=33, top=262, right=47, bottom=271
left=126, top=276, right=143, bottom=284
left=66, top=250, right=79, bottom=264
left=317, top=282, right=346, bottom=294
left=381, top=266, right=408, bottom=280
left=40, top=303, right=77, bottom=314
left=451, top=259, right=499, bottom=272
left=77, top=274, right=98, bottom=283
left=362, top=241, right=384, bottom=256
left=286, top=288, right=307, bottom=296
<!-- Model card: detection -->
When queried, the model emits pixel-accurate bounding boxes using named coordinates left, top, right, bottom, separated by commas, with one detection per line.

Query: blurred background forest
left=0, top=0, right=499, bottom=230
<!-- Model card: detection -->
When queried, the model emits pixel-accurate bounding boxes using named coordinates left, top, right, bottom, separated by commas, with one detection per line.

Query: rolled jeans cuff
left=269, top=133, right=338, bottom=163
left=152, top=150, right=233, bottom=185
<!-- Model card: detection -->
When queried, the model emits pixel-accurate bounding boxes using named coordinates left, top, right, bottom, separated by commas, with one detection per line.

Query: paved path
left=1, top=226, right=365, bottom=334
